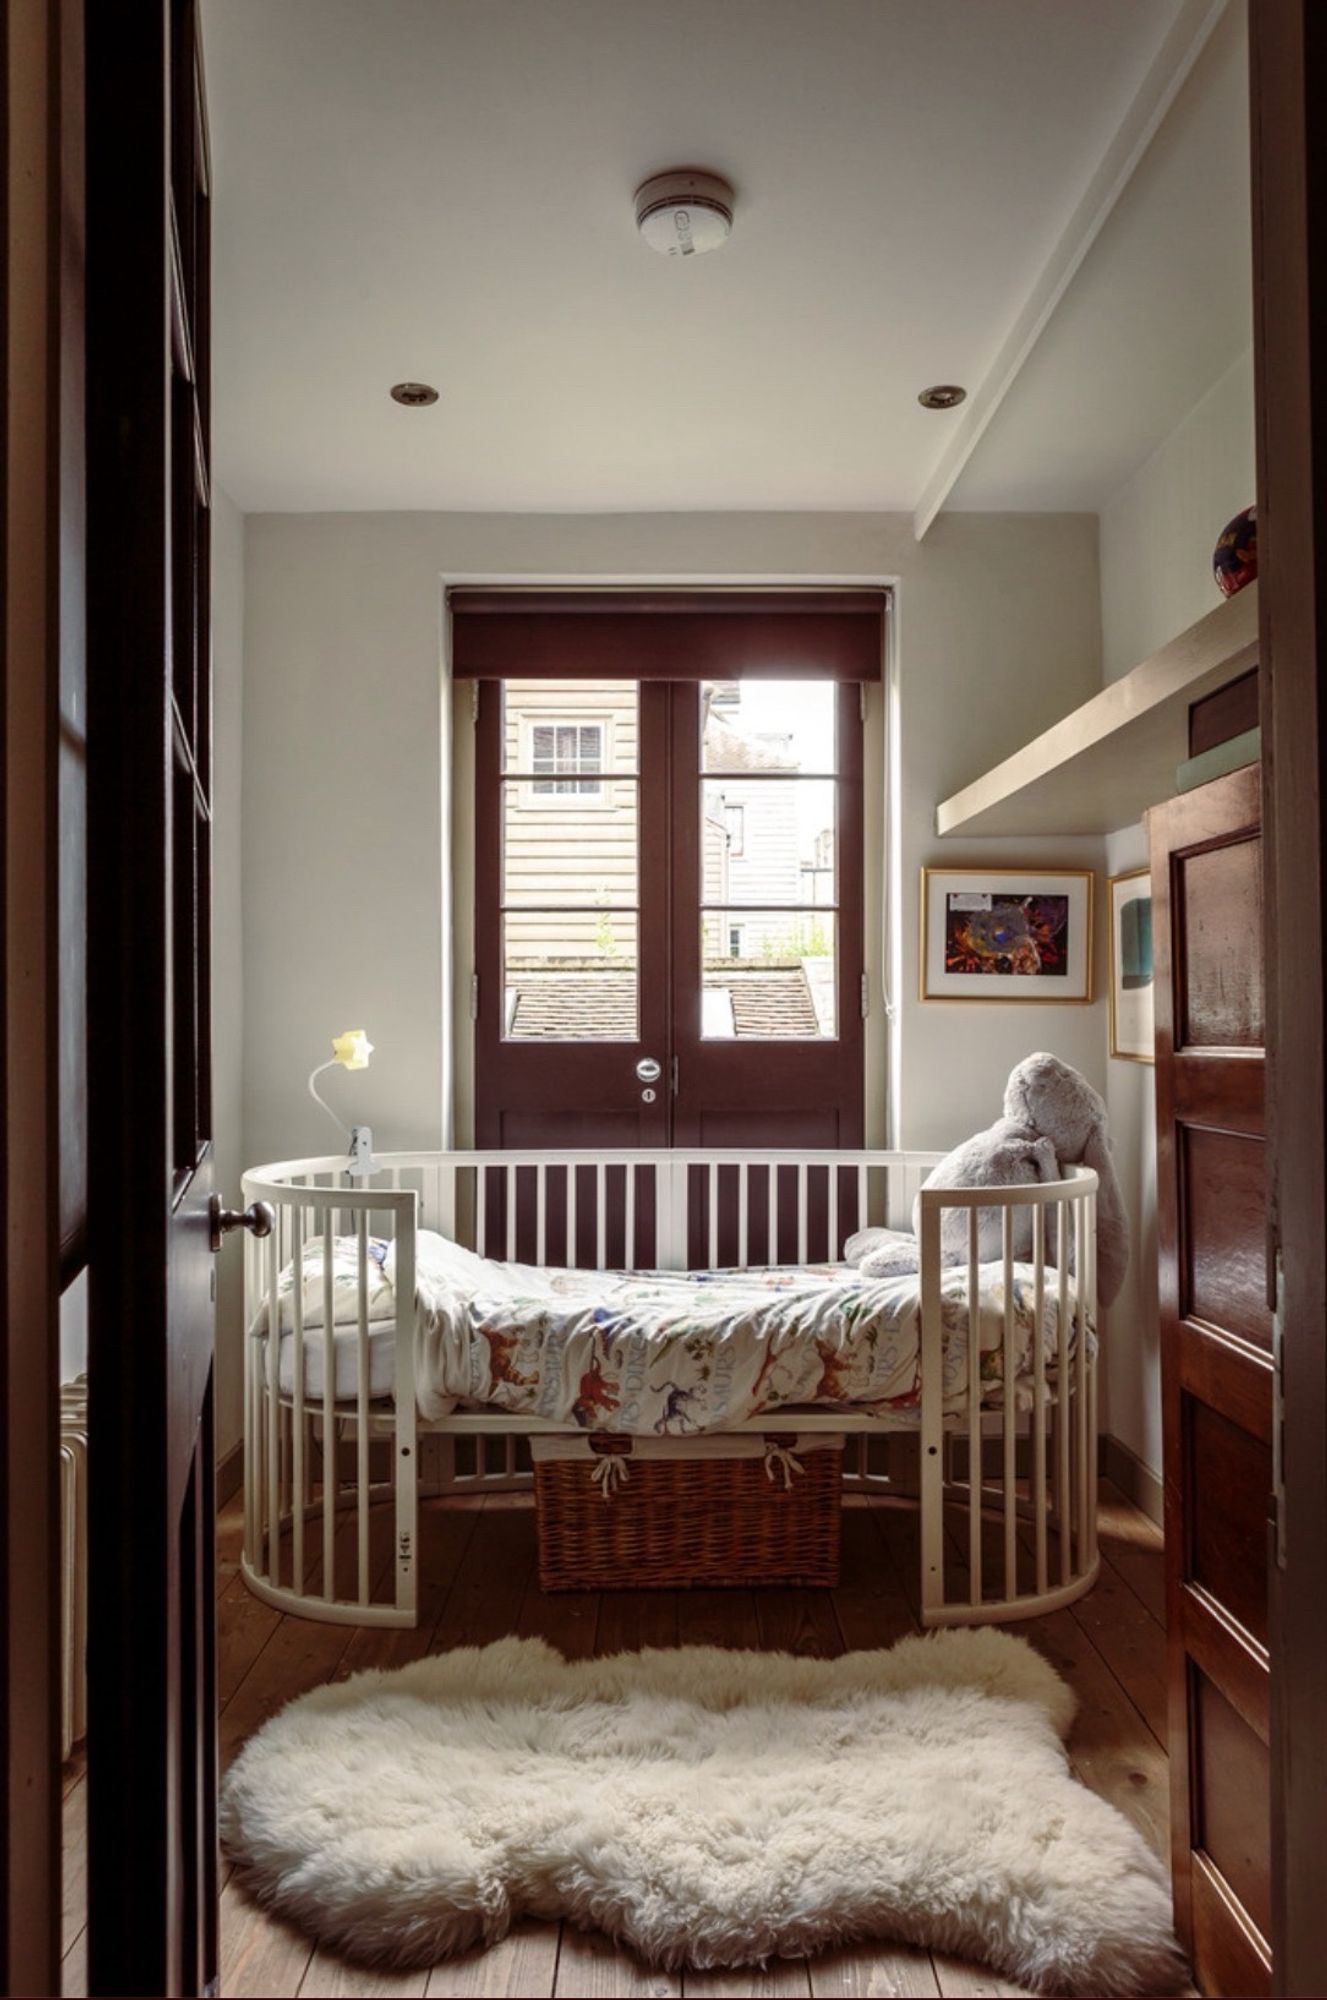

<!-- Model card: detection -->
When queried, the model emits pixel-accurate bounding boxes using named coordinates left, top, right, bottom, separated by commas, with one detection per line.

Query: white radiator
left=59, top=1376, right=89, bottom=1762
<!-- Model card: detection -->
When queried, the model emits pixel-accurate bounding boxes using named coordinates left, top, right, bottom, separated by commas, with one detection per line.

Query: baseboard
left=217, top=1439, right=244, bottom=1507
left=1098, top=1432, right=1164, bottom=1527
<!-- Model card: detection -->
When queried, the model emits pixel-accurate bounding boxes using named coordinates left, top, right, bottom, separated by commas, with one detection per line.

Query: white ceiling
left=203, top=0, right=1220, bottom=516
left=949, top=1, right=1250, bottom=514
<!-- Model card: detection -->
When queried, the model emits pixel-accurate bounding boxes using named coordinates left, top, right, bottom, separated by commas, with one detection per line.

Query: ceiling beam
left=911, top=0, right=1231, bottom=541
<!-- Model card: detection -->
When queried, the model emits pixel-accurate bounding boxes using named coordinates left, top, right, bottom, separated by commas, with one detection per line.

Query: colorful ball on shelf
left=1213, top=506, right=1257, bottom=597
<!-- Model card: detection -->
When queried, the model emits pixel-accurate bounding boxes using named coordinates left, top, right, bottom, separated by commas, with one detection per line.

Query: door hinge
left=859, top=684, right=867, bottom=723
left=671, top=1055, right=679, bottom=1097
left=470, top=972, right=480, bottom=1021
left=472, top=682, right=480, bottom=725
left=1272, top=1244, right=1286, bottom=1570
left=861, top=973, right=870, bottom=1018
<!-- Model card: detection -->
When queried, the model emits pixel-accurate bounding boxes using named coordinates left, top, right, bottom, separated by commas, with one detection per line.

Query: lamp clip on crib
left=240, top=1148, right=1099, bottom=1630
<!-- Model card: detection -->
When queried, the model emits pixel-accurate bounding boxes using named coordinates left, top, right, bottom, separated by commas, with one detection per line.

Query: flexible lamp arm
left=308, top=1059, right=350, bottom=1139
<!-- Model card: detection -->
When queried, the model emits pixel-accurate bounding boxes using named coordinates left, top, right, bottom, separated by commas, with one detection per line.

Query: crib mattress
left=271, top=1232, right=1088, bottom=1432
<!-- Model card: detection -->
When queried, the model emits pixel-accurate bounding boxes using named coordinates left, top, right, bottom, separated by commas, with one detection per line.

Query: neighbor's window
left=529, top=720, right=605, bottom=797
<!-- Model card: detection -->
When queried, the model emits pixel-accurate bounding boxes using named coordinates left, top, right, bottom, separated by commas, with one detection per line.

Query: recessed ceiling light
left=918, top=384, right=967, bottom=411
left=635, top=170, right=735, bottom=258
left=390, top=381, right=439, bottom=407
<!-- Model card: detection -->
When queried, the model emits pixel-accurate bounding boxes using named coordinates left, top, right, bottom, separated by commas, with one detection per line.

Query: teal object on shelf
left=1176, top=726, right=1261, bottom=794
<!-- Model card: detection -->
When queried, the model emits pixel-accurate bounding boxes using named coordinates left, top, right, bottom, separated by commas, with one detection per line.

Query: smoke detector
left=635, top=170, right=734, bottom=258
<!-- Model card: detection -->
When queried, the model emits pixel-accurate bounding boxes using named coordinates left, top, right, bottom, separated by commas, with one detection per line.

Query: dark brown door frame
left=1251, top=5, right=1327, bottom=1993
left=85, top=2, right=218, bottom=1992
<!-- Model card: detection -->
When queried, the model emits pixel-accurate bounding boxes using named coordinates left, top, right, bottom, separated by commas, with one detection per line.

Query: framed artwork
left=920, top=867, right=1094, bottom=1003
left=1108, top=867, right=1155, bottom=1062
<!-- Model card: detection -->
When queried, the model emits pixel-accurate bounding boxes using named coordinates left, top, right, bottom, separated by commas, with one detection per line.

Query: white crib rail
left=917, top=1164, right=1098, bottom=1626
left=240, top=1149, right=1098, bottom=1630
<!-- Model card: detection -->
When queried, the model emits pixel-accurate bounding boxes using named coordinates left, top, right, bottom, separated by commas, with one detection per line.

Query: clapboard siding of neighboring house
left=499, top=679, right=834, bottom=1038
left=502, top=680, right=639, bottom=962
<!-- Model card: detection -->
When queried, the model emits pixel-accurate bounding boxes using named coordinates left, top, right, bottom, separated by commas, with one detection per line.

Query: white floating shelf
left=935, top=584, right=1260, bottom=839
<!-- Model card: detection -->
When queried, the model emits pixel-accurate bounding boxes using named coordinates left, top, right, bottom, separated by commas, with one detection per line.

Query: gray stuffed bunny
left=847, top=1052, right=1129, bottom=1307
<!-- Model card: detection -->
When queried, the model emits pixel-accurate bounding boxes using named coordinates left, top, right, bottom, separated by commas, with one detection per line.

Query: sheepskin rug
left=221, top=1629, right=1184, bottom=1996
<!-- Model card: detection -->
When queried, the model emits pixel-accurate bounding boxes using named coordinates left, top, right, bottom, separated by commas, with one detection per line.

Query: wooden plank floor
left=61, top=1479, right=1178, bottom=1999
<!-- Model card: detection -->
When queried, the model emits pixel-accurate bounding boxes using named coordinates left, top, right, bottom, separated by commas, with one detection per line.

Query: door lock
left=635, top=1057, right=662, bottom=1083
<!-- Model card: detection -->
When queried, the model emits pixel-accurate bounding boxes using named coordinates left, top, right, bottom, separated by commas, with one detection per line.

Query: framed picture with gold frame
left=1107, top=866, right=1155, bottom=1062
left=919, top=867, right=1094, bottom=1002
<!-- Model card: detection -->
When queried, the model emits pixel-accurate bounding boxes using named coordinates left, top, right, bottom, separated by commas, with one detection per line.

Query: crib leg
left=918, top=1202, right=946, bottom=1623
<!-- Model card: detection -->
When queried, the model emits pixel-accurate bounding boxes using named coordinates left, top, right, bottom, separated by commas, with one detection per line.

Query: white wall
left=1096, top=354, right=1256, bottom=1482
left=213, top=486, right=247, bottom=1462
left=1100, top=348, right=1255, bottom=684
left=241, top=509, right=1107, bottom=1177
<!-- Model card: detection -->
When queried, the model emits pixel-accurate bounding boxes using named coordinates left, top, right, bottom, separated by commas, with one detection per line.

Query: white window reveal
left=529, top=720, right=605, bottom=797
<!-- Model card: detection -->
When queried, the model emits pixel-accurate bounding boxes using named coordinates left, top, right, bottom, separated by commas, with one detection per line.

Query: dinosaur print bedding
left=264, top=1229, right=1088, bottom=1433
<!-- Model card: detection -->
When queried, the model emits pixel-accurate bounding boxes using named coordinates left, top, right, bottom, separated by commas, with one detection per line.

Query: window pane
left=501, top=679, right=639, bottom=775
left=504, top=912, right=638, bottom=1040
left=701, top=911, right=836, bottom=1039
left=701, top=681, right=836, bottom=774
left=503, top=778, right=637, bottom=906
left=701, top=778, right=836, bottom=907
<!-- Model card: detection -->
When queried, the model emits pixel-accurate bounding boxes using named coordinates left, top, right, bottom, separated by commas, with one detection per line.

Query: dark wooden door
left=1150, top=761, right=1271, bottom=1997
left=475, top=676, right=864, bottom=1172
left=85, top=4, right=219, bottom=1991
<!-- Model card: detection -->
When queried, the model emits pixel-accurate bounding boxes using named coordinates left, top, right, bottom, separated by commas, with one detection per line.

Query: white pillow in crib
left=396, top=1228, right=493, bottom=1297
left=844, top=1225, right=904, bottom=1267
left=252, top=1233, right=396, bottom=1336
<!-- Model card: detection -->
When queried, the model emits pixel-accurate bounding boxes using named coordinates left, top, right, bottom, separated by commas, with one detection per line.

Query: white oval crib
left=239, top=1148, right=1099, bottom=1631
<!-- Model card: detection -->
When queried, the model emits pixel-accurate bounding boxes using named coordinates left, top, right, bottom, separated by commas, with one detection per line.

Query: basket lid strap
left=589, top=1454, right=630, bottom=1500
left=762, top=1440, right=805, bottom=1490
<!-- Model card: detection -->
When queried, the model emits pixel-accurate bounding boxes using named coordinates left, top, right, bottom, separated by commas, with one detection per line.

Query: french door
left=474, top=674, right=865, bottom=1168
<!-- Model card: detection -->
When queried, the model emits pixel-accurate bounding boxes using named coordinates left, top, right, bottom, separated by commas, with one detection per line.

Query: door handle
left=635, top=1057, right=662, bottom=1083
left=210, top=1195, right=276, bottom=1253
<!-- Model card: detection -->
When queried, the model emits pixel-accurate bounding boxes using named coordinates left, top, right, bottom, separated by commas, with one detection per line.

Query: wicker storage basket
left=530, top=1432, right=843, bottom=1591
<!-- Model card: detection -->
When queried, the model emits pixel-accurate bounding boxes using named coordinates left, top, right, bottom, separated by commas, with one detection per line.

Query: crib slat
left=797, top=1163, right=808, bottom=1266
left=596, top=1164, right=606, bottom=1269
left=476, top=1165, right=487, bottom=1258
left=536, top=1164, right=547, bottom=1267
left=624, top=1163, right=635, bottom=1269
left=708, top=1162, right=719, bottom=1271
left=1057, top=1198, right=1071, bottom=1585
left=857, top=1163, right=868, bottom=1242
left=323, top=1209, right=336, bottom=1599
left=1032, top=1202, right=1048, bottom=1596
left=291, top=1207, right=305, bottom=1596
left=566, top=1164, right=577, bottom=1267
left=1002, top=1204, right=1016, bottom=1601
left=438, top=1164, right=456, bottom=1242
left=738, top=1164, right=749, bottom=1270
left=968, top=1206, right=981, bottom=1608
left=767, top=1166, right=778, bottom=1267
left=356, top=1209, right=370, bottom=1606
left=243, top=1230, right=255, bottom=1562
left=506, top=1164, right=517, bottom=1261
left=827, top=1168, right=839, bottom=1263
left=1076, top=1194, right=1090, bottom=1574
left=1087, top=1207, right=1099, bottom=1569
left=266, top=1223, right=281, bottom=1585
